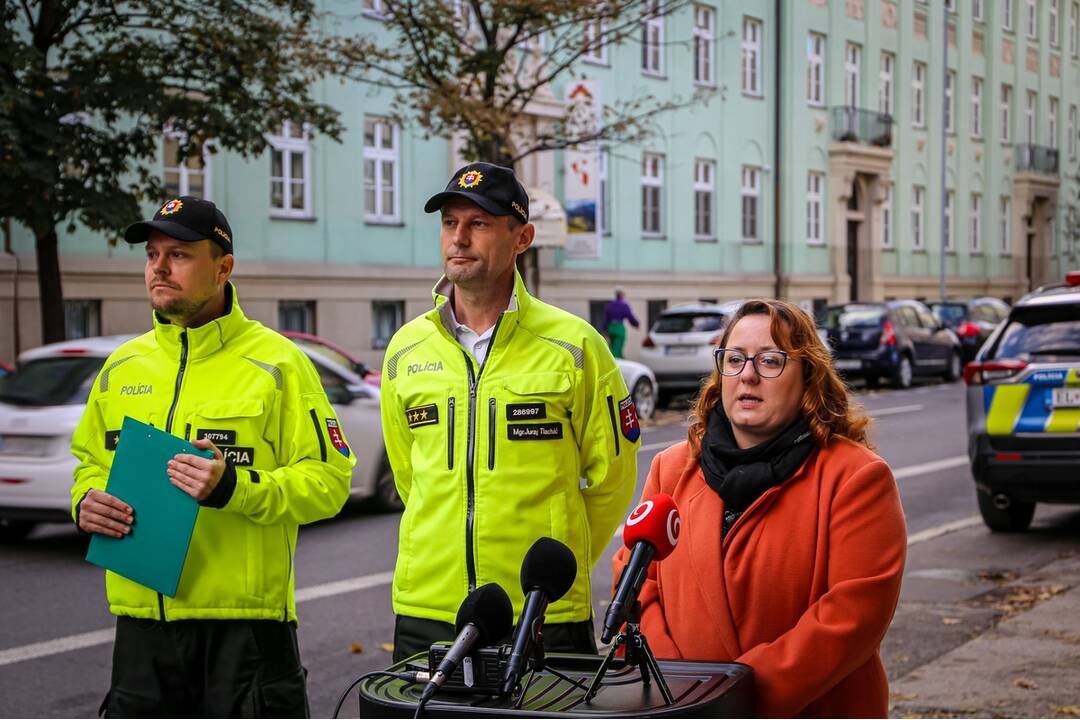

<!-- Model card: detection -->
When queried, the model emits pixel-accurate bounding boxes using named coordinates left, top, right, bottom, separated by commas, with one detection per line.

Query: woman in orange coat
left=613, top=299, right=906, bottom=718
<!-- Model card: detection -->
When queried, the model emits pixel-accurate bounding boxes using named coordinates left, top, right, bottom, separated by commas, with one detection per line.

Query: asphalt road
left=0, top=378, right=1076, bottom=717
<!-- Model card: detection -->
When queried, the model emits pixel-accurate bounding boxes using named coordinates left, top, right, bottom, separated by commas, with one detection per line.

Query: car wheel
left=943, top=350, right=962, bottom=382
left=657, top=388, right=675, bottom=409
left=865, top=376, right=881, bottom=389
left=891, top=355, right=913, bottom=389
left=372, top=455, right=404, bottom=513
left=631, top=378, right=656, bottom=420
left=0, top=519, right=36, bottom=543
left=976, top=490, right=1035, bottom=532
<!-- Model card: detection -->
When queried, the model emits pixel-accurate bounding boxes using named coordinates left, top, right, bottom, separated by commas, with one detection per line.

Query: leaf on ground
left=1050, top=705, right=1080, bottom=717
left=381, top=642, right=395, bottom=653
left=1013, top=677, right=1038, bottom=690
left=349, top=642, right=364, bottom=654
left=942, top=617, right=961, bottom=625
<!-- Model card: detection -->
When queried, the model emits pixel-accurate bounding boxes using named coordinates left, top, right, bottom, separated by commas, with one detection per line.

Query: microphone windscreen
left=622, top=494, right=681, bottom=560
left=520, top=537, right=577, bottom=601
left=455, top=583, right=514, bottom=643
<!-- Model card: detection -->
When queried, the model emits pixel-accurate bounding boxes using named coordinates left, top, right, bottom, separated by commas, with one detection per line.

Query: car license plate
left=1051, top=388, right=1080, bottom=408
left=665, top=346, right=698, bottom=356
left=834, top=359, right=861, bottom=371
left=0, top=434, right=52, bottom=457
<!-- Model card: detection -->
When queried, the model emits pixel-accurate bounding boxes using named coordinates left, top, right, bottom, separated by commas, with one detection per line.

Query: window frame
left=1027, top=0, right=1038, bottom=39
left=969, top=193, right=982, bottom=253
left=879, top=51, right=894, bottom=116
left=641, top=152, right=664, bottom=237
left=912, top=61, right=926, bottom=128
left=974, top=0, right=984, bottom=22
left=1001, top=83, right=1013, bottom=143
left=945, top=70, right=956, bottom=134
left=741, top=165, right=761, bottom=243
left=1072, top=1, right=1079, bottom=56
left=806, top=171, right=825, bottom=246
left=278, top=300, right=317, bottom=335
left=1003, top=0, right=1015, bottom=31
left=844, top=42, right=862, bottom=109
left=162, top=129, right=212, bottom=199
left=1025, top=90, right=1037, bottom=144
left=1050, top=0, right=1060, bottom=46
left=944, top=190, right=955, bottom=252
left=1069, top=104, right=1077, bottom=159
left=693, top=5, right=716, bottom=86
left=268, top=121, right=313, bottom=219
left=881, top=183, right=894, bottom=249
left=1000, top=196, right=1012, bottom=255
left=807, top=33, right=826, bottom=107
left=641, top=0, right=665, bottom=77
left=583, top=20, right=609, bottom=65
left=1048, top=96, right=1059, bottom=148
left=362, top=116, right=402, bottom=224
left=970, top=76, right=983, bottom=138
left=912, top=185, right=925, bottom=250
left=742, top=17, right=762, bottom=97
left=693, top=158, right=716, bottom=241
left=371, top=300, right=405, bottom=350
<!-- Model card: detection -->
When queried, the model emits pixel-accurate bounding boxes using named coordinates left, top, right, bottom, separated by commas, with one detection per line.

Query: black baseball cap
left=124, top=196, right=234, bottom=255
left=424, top=162, right=530, bottom=224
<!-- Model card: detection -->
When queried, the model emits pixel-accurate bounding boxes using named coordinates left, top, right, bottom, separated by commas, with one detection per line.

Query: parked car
left=963, top=272, right=1080, bottom=532
left=819, top=300, right=962, bottom=388
left=0, top=361, right=13, bottom=378
left=0, top=334, right=395, bottom=543
left=280, top=331, right=381, bottom=386
left=930, top=297, right=1010, bottom=364
left=616, top=358, right=658, bottom=421
left=639, top=301, right=743, bottom=405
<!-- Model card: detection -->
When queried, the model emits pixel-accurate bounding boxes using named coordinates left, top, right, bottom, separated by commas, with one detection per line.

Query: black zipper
left=159, top=330, right=189, bottom=621
left=463, top=314, right=503, bottom=593
left=282, top=528, right=293, bottom=621
left=487, top=398, right=496, bottom=470
left=184, top=423, right=191, bottom=441
left=447, top=397, right=456, bottom=470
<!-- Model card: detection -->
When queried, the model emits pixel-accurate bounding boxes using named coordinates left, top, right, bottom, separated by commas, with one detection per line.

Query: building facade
left=2, top=0, right=1078, bottom=365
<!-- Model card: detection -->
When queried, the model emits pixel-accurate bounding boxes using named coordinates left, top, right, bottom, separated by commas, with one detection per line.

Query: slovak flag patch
left=618, top=395, right=640, bottom=443
left=325, top=418, right=350, bottom=458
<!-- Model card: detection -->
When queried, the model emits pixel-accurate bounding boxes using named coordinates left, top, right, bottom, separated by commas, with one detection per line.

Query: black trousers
left=101, top=617, right=309, bottom=718
left=393, top=614, right=598, bottom=664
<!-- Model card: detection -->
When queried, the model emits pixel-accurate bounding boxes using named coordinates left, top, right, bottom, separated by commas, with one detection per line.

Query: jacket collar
left=429, top=269, right=532, bottom=347
left=152, top=282, right=246, bottom=361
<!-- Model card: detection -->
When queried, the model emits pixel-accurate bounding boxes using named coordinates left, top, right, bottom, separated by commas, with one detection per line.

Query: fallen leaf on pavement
left=1013, top=677, right=1038, bottom=690
left=1050, top=705, right=1080, bottom=717
left=381, top=642, right=395, bottom=652
left=349, top=642, right=364, bottom=654
left=942, top=617, right=961, bottom=625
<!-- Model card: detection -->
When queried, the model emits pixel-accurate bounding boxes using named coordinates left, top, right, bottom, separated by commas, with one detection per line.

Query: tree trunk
left=34, top=225, right=65, bottom=345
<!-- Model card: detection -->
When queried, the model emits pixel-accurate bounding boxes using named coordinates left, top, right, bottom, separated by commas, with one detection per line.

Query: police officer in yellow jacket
left=382, top=163, right=639, bottom=661
left=70, top=196, right=355, bottom=717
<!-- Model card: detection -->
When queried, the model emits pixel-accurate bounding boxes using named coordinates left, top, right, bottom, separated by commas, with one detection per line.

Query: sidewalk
left=889, top=549, right=1080, bottom=718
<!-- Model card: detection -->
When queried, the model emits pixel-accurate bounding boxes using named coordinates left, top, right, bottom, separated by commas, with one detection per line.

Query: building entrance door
left=847, top=220, right=861, bottom=302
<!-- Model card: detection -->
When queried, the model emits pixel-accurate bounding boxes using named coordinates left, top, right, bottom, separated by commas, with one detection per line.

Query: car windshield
left=653, top=313, right=725, bottom=333
left=990, top=308, right=1080, bottom=360
left=0, top=356, right=105, bottom=406
left=291, top=338, right=354, bottom=372
left=931, top=304, right=967, bottom=324
left=820, top=306, right=885, bottom=329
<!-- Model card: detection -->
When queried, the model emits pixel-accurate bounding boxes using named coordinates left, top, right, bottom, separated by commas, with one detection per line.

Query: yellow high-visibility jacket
left=71, top=284, right=354, bottom=622
left=381, top=271, right=639, bottom=625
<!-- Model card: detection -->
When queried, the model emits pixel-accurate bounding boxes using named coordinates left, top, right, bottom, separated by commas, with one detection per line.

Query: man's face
left=439, top=199, right=532, bottom=289
left=144, top=232, right=231, bottom=322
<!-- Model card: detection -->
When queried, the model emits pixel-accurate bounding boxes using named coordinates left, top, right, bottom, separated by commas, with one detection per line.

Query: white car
left=616, top=358, right=658, bottom=421
left=0, top=335, right=396, bottom=543
left=638, top=301, right=743, bottom=405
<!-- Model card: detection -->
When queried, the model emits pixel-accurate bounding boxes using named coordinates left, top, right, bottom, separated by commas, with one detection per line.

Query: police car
left=0, top=335, right=395, bottom=542
left=964, top=271, right=1080, bottom=532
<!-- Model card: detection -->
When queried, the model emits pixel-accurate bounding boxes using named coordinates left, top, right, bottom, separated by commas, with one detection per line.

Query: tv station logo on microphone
left=625, top=496, right=681, bottom=549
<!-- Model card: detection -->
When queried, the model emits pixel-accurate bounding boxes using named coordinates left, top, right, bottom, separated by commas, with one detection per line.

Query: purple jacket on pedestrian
left=603, top=299, right=640, bottom=329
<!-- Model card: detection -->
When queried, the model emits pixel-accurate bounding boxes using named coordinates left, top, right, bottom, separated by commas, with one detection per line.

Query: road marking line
left=639, top=439, right=677, bottom=452
left=907, top=515, right=982, bottom=546
left=294, top=571, right=394, bottom=603
left=871, top=404, right=923, bottom=417
left=893, top=455, right=968, bottom=479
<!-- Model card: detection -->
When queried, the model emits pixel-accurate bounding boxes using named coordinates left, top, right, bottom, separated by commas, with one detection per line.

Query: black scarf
left=699, top=407, right=817, bottom=539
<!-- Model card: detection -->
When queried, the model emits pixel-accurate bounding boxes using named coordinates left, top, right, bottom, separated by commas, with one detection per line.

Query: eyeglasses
left=713, top=348, right=790, bottom=378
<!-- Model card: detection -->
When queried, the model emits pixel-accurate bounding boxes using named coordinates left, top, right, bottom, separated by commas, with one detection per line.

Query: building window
left=363, top=117, right=400, bottom=223
left=641, top=0, right=664, bottom=76
left=693, top=159, right=715, bottom=240
left=1001, top=84, right=1013, bottom=143
left=1069, top=105, right=1077, bottom=158
left=970, top=193, right=982, bottom=253
left=1049, top=96, right=1059, bottom=148
left=844, top=43, right=861, bottom=108
left=641, top=152, right=663, bottom=236
left=163, top=131, right=210, bottom=198
left=944, top=190, right=955, bottom=252
left=912, top=186, right=925, bottom=250
left=973, top=0, right=984, bottom=21
left=971, top=77, right=983, bottom=138
left=362, top=0, right=384, bottom=16
left=1027, top=0, right=1038, bottom=38
left=879, top=52, right=894, bottom=116
left=693, top=5, right=715, bottom=85
left=1000, top=196, right=1012, bottom=254
left=1003, top=0, right=1014, bottom=30
left=269, top=122, right=311, bottom=218
left=881, top=184, right=894, bottom=249
left=371, top=300, right=404, bottom=350
left=598, top=149, right=611, bottom=235
left=912, top=62, right=926, bottom=128
left=1072, top=1, right=1079, bottom=56
left=806, top=171, right=824, bottom=245
left=1025, top=90, right=1037, bottom=143
left=64, top=300, right=100, bottom=340
left=1050, top=0, right=1060, bottom=45
left=946, top=0, right=957, bottom=11
left=741, top=166, right=760, bottom=242
left=583, top=20, right=608, bottom=64
left=279, top=301, right=316, bottom=334
left=945, top=70, right=956, bottom=134
left=742, top=17, right=762, bottom=96
left=646, top=300, right=668, bottom=330
left=807, top=33, right=825, bottom=107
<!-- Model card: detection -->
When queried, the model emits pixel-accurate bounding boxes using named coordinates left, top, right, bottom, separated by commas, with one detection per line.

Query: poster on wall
left=564, top=80, right=602, bottom=261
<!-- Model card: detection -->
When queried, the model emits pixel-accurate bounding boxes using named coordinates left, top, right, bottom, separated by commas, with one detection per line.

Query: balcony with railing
left=830, top=107, right=893, bottom=147
left=1015, top=144, right=1059, bottom=175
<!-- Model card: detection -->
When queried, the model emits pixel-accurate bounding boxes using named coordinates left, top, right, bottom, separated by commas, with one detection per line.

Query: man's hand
left=78, top=489, right=133, bottom=537
left=168, top=439, right=226, bottom=502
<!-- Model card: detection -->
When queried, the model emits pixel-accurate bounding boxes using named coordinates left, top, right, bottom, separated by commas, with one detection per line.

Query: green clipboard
left=85, top=416, right=214, bottom=597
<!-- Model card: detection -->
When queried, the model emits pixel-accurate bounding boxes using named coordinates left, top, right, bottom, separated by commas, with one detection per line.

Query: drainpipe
left=938, top=2, right=948, bottom=301
left=3, top=217, right=20, bottom=358
left=772, top=0, right=783, bottom=299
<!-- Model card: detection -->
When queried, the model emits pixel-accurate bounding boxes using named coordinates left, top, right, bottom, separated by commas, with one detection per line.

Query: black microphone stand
left=583, top=600, right=674, bottom=705
left=509, top=625, right=591, bottom=710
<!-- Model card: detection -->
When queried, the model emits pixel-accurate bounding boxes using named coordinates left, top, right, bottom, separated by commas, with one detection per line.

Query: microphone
left=500, top=537, right=577, bottom=694
left=419, top=583, right=513, bottom=703
left=600, top=494, right=681, bottom=644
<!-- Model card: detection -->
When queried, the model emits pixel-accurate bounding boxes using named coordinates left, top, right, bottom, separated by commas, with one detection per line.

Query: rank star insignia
left=160, top=198, right=183, bottom=216
left=405, top=403, right=439, bottom=429
left=458, top=170, right=483, bottom=189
